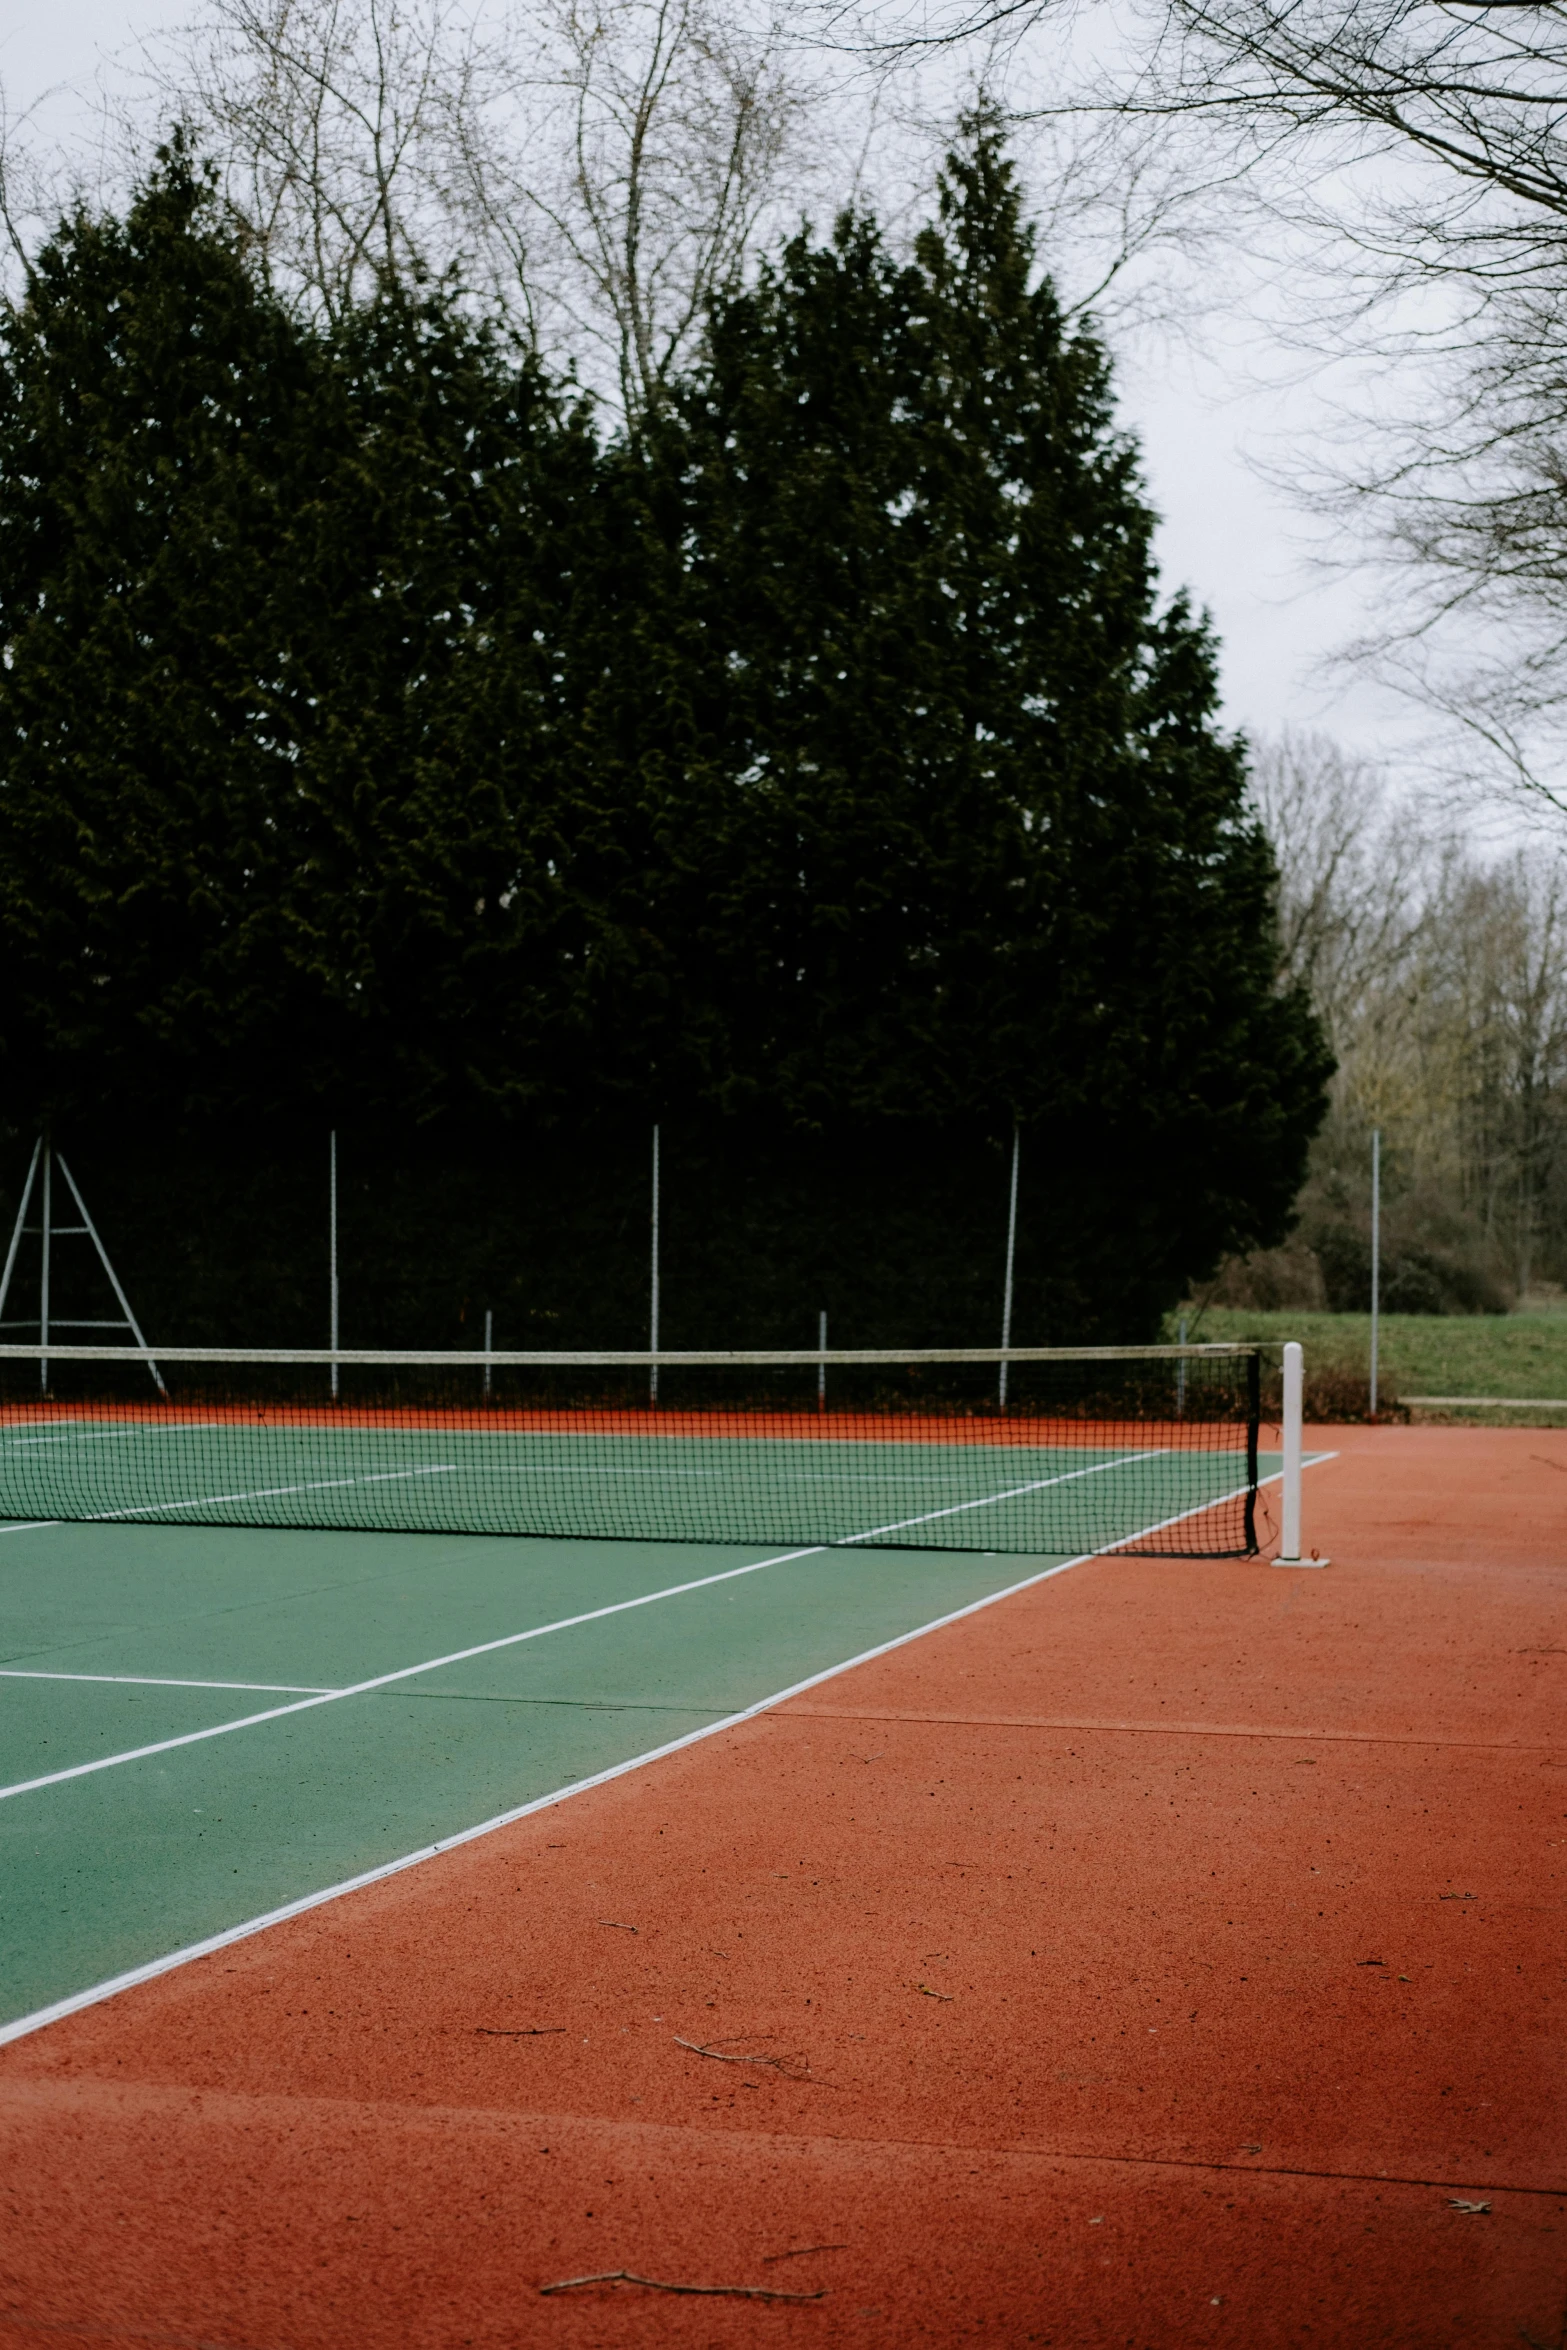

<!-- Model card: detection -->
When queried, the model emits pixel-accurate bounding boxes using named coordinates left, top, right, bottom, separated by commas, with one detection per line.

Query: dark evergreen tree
left=0, top=127, right=1329, bottom=1345
left=594, top=117, right=1331, bottom=1333
left=0, top=146, right=596, bottom=1132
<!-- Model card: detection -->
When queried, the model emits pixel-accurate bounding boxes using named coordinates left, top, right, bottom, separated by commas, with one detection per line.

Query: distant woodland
left=1211, top=736, right=1567, bottom=1317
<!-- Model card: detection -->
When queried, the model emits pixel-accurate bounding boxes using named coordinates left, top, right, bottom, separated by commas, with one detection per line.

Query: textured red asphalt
left=1, top=1426, right=1563, bottom=2348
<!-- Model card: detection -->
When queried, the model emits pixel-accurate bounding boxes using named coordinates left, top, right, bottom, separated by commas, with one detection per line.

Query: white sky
left=2, top=0, right=1423, bottom=781
left=1126, top=337, right=1413, bottom=761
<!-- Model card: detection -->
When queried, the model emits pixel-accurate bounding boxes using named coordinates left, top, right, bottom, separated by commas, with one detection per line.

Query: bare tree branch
left=1250, top=727, right=1567, bottom=1300
left=502, top=0, right=810, bottom=419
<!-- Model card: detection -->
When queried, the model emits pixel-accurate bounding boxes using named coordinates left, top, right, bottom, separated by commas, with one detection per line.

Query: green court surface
left=0, top=1441, right=1279, bottom=2038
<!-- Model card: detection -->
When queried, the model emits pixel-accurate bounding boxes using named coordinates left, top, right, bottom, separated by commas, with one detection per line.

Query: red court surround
left=1, top=1424, right=1563, bottom=2347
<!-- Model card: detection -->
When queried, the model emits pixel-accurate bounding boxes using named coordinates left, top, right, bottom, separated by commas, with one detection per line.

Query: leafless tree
left=848, top=0, right=1567, bottom=814
left=478, top=0, right=808, bottom=420
left=1421, top=850, right=1567, bottom=1293
left=0, top=80, right=102, bottom=299
left=147, top=0, right=501, bottom=322
left=1245, top=727, right=1567, bottom=1300
left=1124, top=0, right=1567, bottom=814
left=1250, top=728, right=1428, bottom=1065
left=128, top=0, right=812, bottom=415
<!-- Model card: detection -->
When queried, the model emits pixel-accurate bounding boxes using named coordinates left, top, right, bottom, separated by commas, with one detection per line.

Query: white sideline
left=0, top=1447, right=1183, bottom=1804
left=0, top=1455, right=1333, bottom=2051
left=0, top=1448, right=1167, bottom=1803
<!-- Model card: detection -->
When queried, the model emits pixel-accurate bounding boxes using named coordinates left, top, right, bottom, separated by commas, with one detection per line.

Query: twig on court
left=673, top=2034, right=820, bottom=2082
left=475, top=2025, right=566, bottom=2036
left=539, top=2268, right=827, bottom=2301
left=598, top=1919, right=638, bottom=1931
left=917, top=1983, right=954, bottom=2000
left=761, top=2243, right=849, bottom=2264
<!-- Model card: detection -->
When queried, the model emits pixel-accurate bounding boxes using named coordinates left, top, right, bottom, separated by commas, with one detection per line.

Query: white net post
left=1272, top=1340, right=1327, bottom=1566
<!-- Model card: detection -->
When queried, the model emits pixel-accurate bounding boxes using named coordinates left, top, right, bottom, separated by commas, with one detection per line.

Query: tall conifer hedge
left=0, top=128, right=1330, bottom=1348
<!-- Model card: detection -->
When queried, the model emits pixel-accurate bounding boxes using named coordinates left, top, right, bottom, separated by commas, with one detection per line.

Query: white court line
left=837, top=1447, right=1167, bottom=1545
left=12, top=1430, right=156, bottom=1449
left=88, top=1464, right=459, bottom=1521
left=1100, top=1453, right=1335, bottom=1554
left=0, top=1670, right=339, bottom=1694
left=0, top=1447, right=1177, bottom=1803
left=0, top=1453, right=1332, bottom=2050
left=0, top=1542, right=830, bottom=1800
left=0, top=1463, right=460, bottom=1539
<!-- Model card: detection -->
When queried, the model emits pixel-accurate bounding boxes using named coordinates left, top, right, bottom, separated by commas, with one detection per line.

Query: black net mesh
left=0, top=1346, right=1263, bottom=1556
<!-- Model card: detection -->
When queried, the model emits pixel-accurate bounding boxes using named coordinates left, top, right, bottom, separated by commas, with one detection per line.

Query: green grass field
left=1173, top=1306, right=1567, bottom=1424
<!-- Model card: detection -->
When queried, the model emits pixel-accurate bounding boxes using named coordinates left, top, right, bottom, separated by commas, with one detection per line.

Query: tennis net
left=0, top=1344, right=1264, bottom=1556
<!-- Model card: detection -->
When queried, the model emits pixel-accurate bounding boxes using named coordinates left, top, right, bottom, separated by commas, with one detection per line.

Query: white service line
left=0, top=1446, right=1171, bottom=1803
left=0, top=1542, right=830, bottom=1801
left=0, top=1670, right=339, bottom=1694
left=87, top=1464, right=459, bottom=1521
left=0, top=1550, right=1098, bottom=2052
left=0, top=1450, right=1335, bottom=2052
left=0, top=1462, right=461, bottom=1539
left=12, top=1430, right=158, bottom=1448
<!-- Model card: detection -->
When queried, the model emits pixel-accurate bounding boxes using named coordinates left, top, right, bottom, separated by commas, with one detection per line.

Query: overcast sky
left=3, top=0, right=1424, bottom=781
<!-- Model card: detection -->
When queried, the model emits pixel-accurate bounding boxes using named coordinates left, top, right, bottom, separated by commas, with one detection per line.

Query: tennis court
left=3, top=1376, right=1564, bottom=2350
left=2, top=1414, right=1562, bottom=2350
left=0, top=1382, right=1279, bottom=2036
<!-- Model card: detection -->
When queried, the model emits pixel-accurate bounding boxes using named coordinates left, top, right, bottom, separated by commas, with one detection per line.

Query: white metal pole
left=39, top=1143, right=51, bottom=1395
left=998, top=1126, right=1020, bottom=1408
left=1272, top=1340, right=1327, bottom=1567
left=1369, top=1128, right=1381, bottom=1420
left=1280, top=1340, right=1301, bottom=1561
left=0, top=1137, right=42, bottom=1332
left=484, top=1307, right=493, bottom=1400
left=1177, top=1312, right=1188, bottom=1416
left=818, top=1309, right=827, bottom=1413
left=649, top=1124, right=660, bottom=1407
left=329, top=1131, right=339, bottom=1401
left=56, top=1154, right=166, bottom=1395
